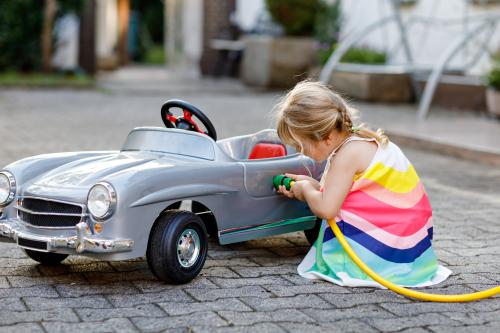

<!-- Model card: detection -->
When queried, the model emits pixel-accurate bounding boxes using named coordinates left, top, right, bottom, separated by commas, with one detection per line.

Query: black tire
left=23, top=249, right=68, bottom=265
left=304, top=218, right=322, bottom=246
left=147, top=210, right=208, bottom=284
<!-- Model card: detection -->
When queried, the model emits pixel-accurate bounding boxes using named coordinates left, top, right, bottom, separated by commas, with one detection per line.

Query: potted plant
left=242, top=0, right=324, bottom=88
left=486, top=64, right=500, bottom=117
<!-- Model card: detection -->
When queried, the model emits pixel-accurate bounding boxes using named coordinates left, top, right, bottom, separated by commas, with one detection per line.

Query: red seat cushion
left=248, top=143, right=286, bottom=159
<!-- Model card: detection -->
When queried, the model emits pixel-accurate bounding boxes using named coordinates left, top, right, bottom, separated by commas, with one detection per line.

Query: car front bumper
left=0, top=219, right=134, bottom=254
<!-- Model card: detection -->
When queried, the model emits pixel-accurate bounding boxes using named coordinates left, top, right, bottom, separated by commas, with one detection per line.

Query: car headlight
left=0, top=171, right=16, bottom=207
left=87, top=182, right=117, bottom=221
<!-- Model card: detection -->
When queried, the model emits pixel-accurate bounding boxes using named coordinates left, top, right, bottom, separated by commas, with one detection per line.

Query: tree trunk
left=42, top=0, right=57, bottom=73
left=117, top=0, right=130, bottom=66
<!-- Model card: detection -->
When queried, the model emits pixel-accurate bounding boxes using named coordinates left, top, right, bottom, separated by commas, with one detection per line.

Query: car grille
left=18, top=198, right=84, bottom=228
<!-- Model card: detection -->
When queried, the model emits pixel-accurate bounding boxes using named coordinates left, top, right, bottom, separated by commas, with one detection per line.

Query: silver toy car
left=0, top=100, right=322, bottom=283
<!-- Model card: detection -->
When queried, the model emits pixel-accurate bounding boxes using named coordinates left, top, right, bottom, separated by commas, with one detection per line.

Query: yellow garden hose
left=327, top=219, right=500, bottom=302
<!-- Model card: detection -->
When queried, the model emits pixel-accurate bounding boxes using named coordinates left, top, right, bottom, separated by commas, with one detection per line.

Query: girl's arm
left=291, top=144, right=363, bottom=219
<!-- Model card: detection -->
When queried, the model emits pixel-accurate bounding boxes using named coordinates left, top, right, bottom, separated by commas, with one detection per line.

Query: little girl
left=275, top=80, right=451, bottom=288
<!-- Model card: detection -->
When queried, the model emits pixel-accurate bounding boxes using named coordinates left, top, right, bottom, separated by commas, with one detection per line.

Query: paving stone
left=0, top=258, right=37, bottom=267
left=279, top=320, right=375, bottom=333
left=427, top=323, right=500, bottom=333
left=56, top=282, right=140, bottom=297
left=0, top=308, right=79, bottom=326
left=0, top=277, right=9, bottom=288
left=131, top=311, right=227, bottom=332
left=268, top=247, right=310, bottom=257
left=239, top=294, right=331, bottom=311
left=0, top=285, right=58, bottom=298
left=250, top=257, right=303, bottom=266
left=218, top=309, right=314, bottom=326
left=84, top=270, right=157, bottom=284
left=42, top=318, right=138, bottom=333
left=0, top=297, right=27, bottom=311
left=0, top=265, right=41, bottom=277
left=319, top=289, right=409, bottom=307
left=186, top=286, right=272, bottom=301
left=0, top=246, right=26, bottom=259
left=7, top=274, right=86, bottom=287
left=264, top=282, right=351, bottom=297
left=37, top=262, right=115, bottom=276
left=281, top=273, right=319, bottom=285
left=77, top=304, right=165, bottom=322
left=107, top=289, right=192, bottom=307
left=109, top=259, right=149, bottom=272
left=231, top=265, right=298, bottom=278
left=379, top=302, right=475, bottom=317
left=203, top=258, right=260, bottom=268
left=158, top=298, right=252, bottom=316
left=133, top=277, right=218, bottom=292
left=199, top=267, right=240, bottom=278
left=0, top=323, right=44, bottom=333
left=210, top=276, right=293, bottom=288
left=366, top=313, right=461, bottom=332
left=193, top=323, right=286, bottom=333
left=302, top=304, right=395, bottom=323
left=24, top=295, right=111, bottom=311
left=440, top=310, right=500, bottom=325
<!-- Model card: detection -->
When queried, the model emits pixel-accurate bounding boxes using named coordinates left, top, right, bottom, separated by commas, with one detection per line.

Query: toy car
left=0, top=100, right=322, bottom=284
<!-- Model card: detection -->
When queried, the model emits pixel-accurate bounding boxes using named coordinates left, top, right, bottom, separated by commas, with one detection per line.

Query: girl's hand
left=284, top=173, right=320, bottom=190
left=278, top=180, right=310, bottom=202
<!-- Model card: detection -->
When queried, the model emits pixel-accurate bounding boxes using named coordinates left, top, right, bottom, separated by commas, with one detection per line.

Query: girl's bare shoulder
left=335, top=139, right=378, bottom=174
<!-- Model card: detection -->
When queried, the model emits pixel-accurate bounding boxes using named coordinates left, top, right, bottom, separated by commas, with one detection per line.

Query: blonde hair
left=275, top=80, right=388, bottom=151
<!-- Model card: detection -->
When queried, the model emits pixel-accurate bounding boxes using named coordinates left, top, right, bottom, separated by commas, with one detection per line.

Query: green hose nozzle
left=273, top=175, right=295, bottom=191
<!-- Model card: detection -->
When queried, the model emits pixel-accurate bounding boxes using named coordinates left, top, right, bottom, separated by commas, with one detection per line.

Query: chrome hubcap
left=176, top=228, right=201, bottom=268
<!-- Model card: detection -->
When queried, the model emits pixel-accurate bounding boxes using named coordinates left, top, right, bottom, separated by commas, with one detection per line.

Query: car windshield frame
left=121, top=128, right=216, bottom=160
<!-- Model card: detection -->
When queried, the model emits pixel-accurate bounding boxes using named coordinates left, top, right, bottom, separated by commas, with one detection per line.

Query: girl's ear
left=325, top=131, right=336, bottom=145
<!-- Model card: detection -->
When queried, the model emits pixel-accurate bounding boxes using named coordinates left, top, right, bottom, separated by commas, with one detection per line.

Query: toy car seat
left=248, top=142, right=286, bottom=159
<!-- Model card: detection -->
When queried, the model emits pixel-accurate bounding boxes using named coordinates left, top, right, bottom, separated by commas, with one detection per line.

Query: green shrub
left=487, top=66, right=500, bottom=91
left=265, top=0, right=323, bottom=36
left=0, top=0, right=83, bottom=72
left=0, top=1, right=44, bottom=71
left=315, top=0, right=342, bottom=44
left=318, top=44, right=387, bottom=65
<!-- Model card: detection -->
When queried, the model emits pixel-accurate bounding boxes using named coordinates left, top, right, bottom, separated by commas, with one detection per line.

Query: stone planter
left=326, top=65, right=413, bottom=103
left=242, top=36, right=316, bottom=88
left=486, top=88, right=500, bottom=116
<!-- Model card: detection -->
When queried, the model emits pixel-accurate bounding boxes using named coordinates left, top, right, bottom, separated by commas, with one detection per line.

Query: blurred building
left=165, top=0, right=499, bottom=76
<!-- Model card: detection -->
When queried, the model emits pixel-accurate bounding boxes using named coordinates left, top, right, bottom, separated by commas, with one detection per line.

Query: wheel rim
left=176, top=228, right=201, bottom=268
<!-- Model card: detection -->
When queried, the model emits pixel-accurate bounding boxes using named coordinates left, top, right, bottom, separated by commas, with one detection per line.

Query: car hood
left=29, top=151, right=164, bottom=189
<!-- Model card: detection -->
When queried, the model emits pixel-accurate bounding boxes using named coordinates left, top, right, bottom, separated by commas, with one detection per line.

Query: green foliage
left=132, top=0, right=164, bottom=44
left=0, top=71, right=94, bottom=87
left=315, top=0, right=342, bottom=44
left=0, top=0, right=44, bottom=71
left=265, top=0, right=323, bottom=36
left=487, top=66, right=500, bottom=91
left=318, top=44, right=387, bottom=65
left=0, top=0, right=84, bottom=72
left=143, top=45, right=165, bottom=65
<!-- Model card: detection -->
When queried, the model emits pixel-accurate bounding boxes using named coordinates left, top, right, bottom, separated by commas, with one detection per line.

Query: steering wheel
left=161, top=99, right=217, bottom=141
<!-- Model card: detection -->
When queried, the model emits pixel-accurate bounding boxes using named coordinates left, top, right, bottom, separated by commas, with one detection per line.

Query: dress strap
left=319, top=136, right=377, bottom=187
left=327, top=136, right=376, bottom=161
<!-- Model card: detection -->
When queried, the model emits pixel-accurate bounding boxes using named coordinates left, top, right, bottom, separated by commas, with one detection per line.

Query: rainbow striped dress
left=298, top=138, right=451, bottom=287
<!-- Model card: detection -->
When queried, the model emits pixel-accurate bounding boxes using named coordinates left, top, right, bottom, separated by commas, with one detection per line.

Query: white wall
left=182, top=0, right=203, bottom=63
left=340, top=0, right=500, bottom=74
left=235, top=0, right=265, bottom=31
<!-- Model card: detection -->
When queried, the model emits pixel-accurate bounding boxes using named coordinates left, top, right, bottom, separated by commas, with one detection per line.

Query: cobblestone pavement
left=0, top=74, right=499, bottom=332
